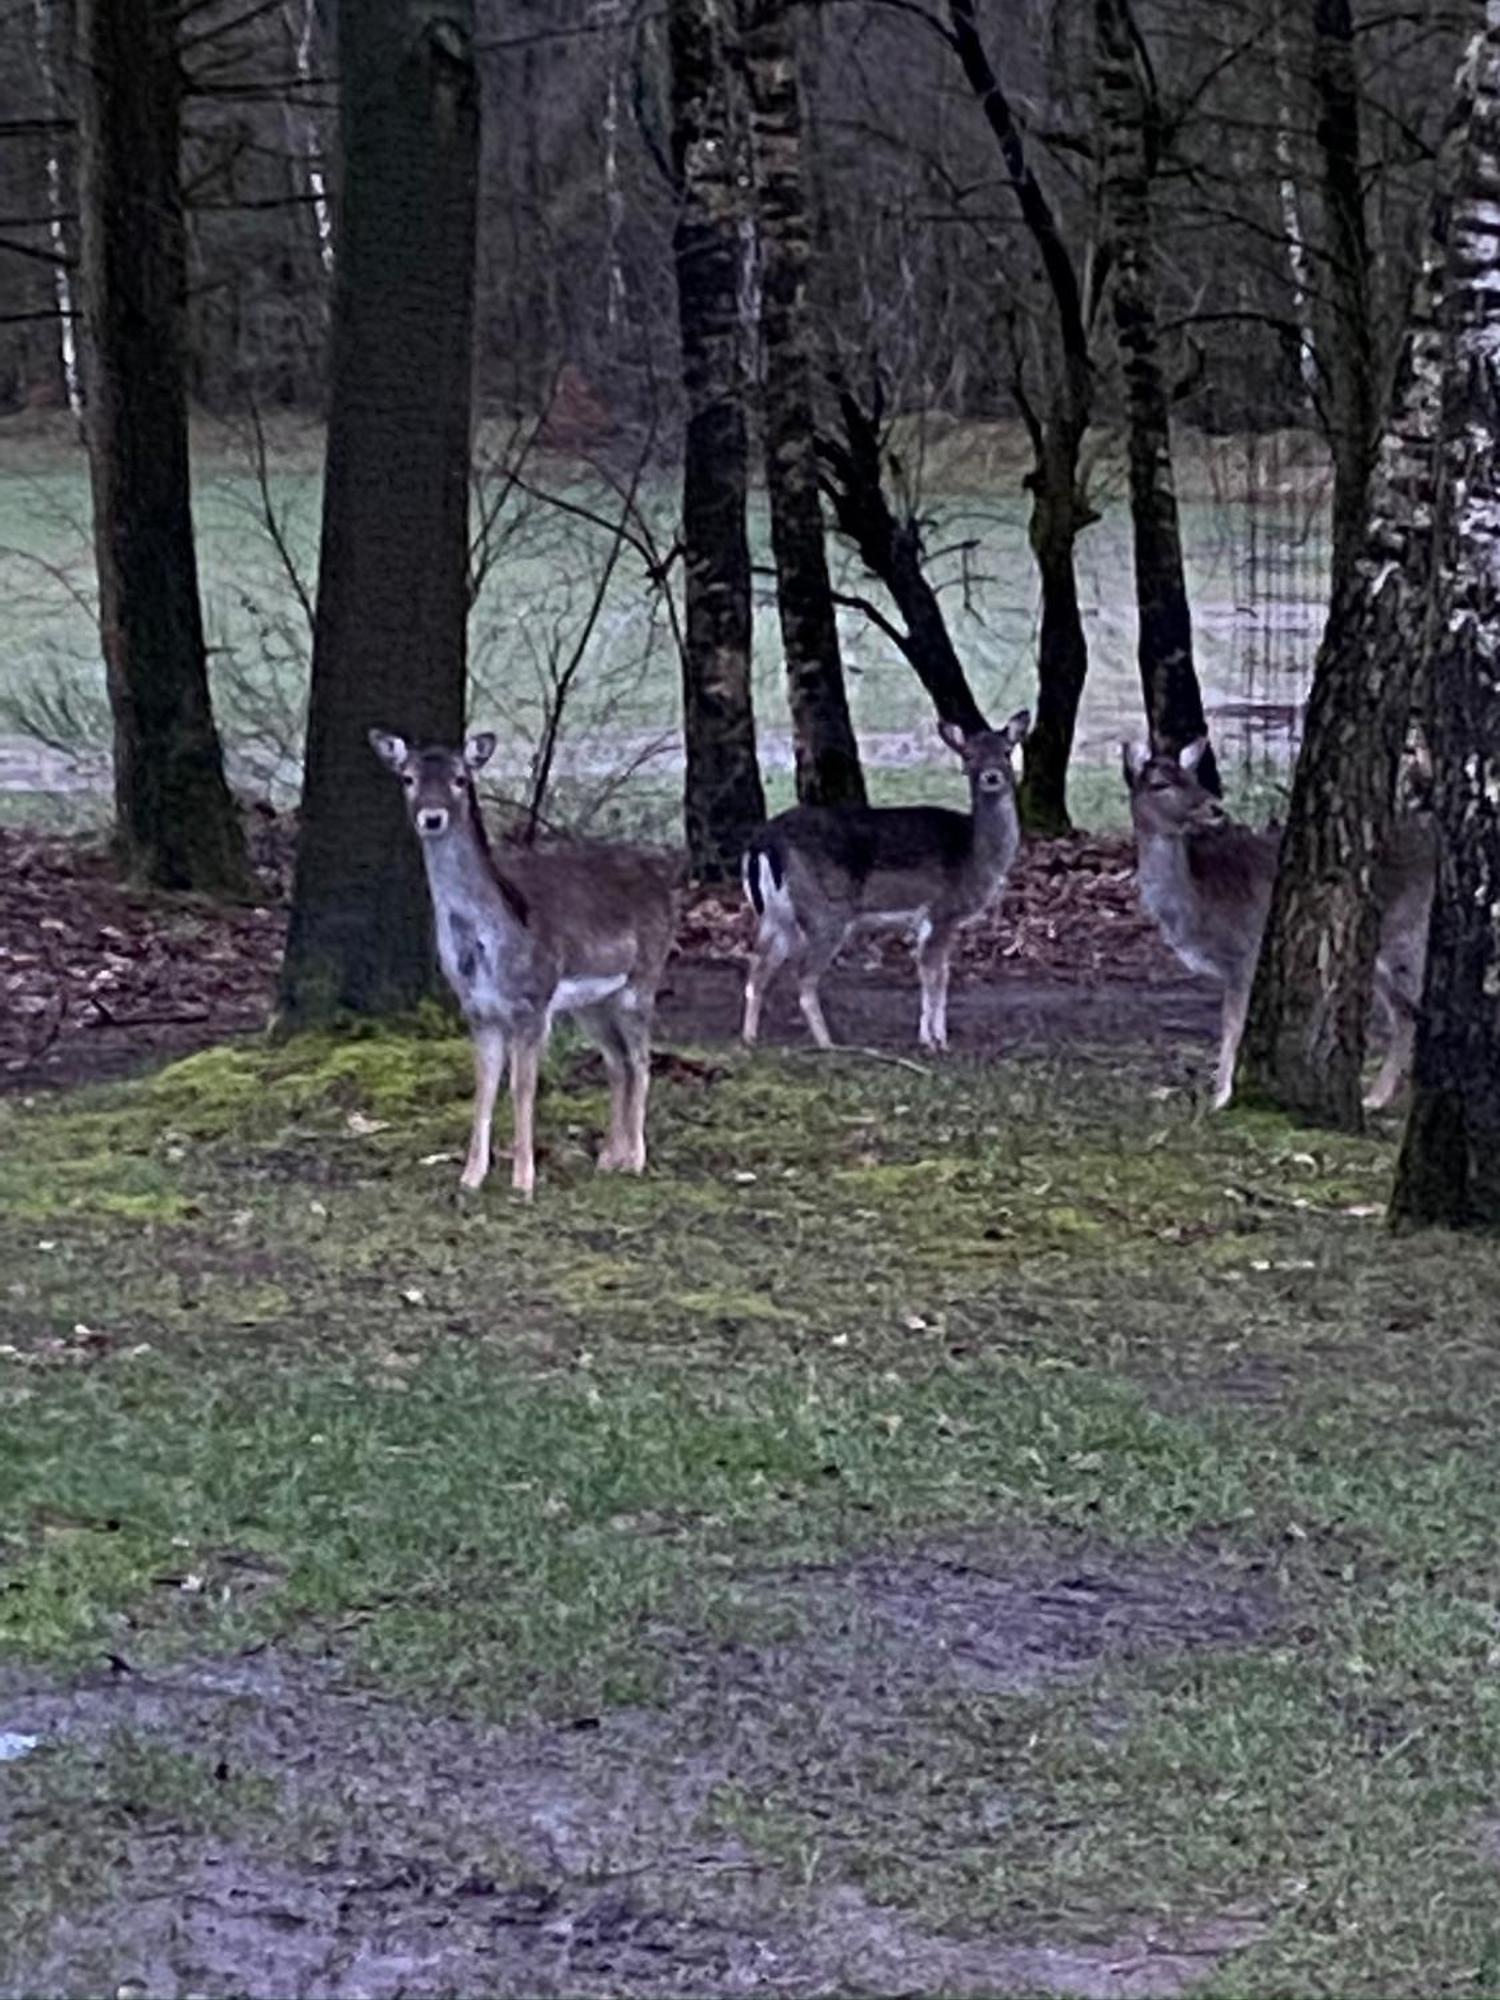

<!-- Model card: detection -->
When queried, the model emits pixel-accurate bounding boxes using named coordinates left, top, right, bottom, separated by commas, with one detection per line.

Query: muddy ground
left=0, top=1542, right=1271, bottom=1999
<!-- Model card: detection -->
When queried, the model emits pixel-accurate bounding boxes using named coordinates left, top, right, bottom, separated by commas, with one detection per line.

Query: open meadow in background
left=0, top=414, right=1326, bottom=835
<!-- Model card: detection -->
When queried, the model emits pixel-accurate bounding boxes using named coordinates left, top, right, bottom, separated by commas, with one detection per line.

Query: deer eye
left=402, top=774, right=416, bottom=790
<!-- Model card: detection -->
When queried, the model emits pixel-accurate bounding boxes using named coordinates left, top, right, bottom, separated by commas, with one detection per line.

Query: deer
left=1122, top=738, right=1434, bottom=1111
left=371, top=730, right=678, bottom=1196
left=740, top=712, right=1030, bottom=1052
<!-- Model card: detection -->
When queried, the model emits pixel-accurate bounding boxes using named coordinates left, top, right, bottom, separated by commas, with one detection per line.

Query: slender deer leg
left=1364, top=983, right=1417, bottom=1111
left=796, top=926, right=841, bottom=1049
left=622, top=1011, right=651, bottom=1172
left=743, top=925, right=793, bottom=1045
left=587, top=1010, right=634, bottom=1171
left=509, top=1036, right=542, bottom=1198
left=916, top=926, right=952, bottom=1050
left=1213, top=980, right=1250, bottom=1109
left=460, top=1025, right=506, bottom=1191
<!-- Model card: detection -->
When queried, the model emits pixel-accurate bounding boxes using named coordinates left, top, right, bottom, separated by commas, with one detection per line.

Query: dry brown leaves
left=2, top=819, right=1173, bottom=1086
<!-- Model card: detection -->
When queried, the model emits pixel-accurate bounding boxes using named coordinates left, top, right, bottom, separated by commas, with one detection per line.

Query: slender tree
left=279, top=0, right=479, bottom=1024
left=669, top=0, right=766, bottom=879
left=741, top=0, right=865, bottom=807
left=945, top=0, right=1096, bottom=833
left=1391, top=4, right=1500, bottom=1226
left=1238, top=25, right=1479, bottom=1127
left=76, top=0, right=252, bottom=896
left=1096, top=0, right=1217, bottom=790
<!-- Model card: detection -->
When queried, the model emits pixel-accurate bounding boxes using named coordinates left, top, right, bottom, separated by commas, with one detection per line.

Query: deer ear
left=1002, top=708, right=1030, bottom=750
left=369, top=729, right=408, bottom=771
left=937, top=720, right=969, bottom=756
left=1122, top=740, right=1150, bottom=786
left=1178, top=736, right=1210, bottom=776
left=464, top=731, right=497, bottom=772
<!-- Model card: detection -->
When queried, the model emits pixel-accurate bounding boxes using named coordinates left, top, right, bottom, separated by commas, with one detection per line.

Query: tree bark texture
left=1096, top=0, right=1216, bottom=791
left=76, top=0, right=252, bottom=896
left=947, top=0, right=1094, bottom=834
left=819, top=385, right=989, bottom=735
left=279, top=0, right=479, bottom=1024
left=1391, top=11, right=1500, bottom=1227
left=1313, top=0, right=1379, bottom=609
left=1239, top=31, right=1479, bottom=1129
left=741, top=0, right=865, bottom=807
left=669, top=0, right=767, bottom=879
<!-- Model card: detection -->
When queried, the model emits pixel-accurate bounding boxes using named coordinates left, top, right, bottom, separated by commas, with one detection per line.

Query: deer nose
left=416, top=807, right=449, bottom=836
left=978, top=769, right=1006, bottom=791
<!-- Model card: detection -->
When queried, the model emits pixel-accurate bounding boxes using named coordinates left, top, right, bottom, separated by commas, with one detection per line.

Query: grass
left=2, top=1028, right=1499, bottom=1991
left=0, top=414, right=1320, bottom=832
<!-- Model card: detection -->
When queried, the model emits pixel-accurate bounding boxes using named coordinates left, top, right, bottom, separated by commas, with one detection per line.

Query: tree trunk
left=1096, top=0, right=1216, bottom=791
left=1018, top=448, right=1093, bottom=833
left=946, top=0, right=1096, bottom=835
left=1238, top=31, right=1478, bottom=1128
left=1391, top=12, right=1500, bottom=1228
left=741, top=0, right=865, bottom=808
left=76, top=0, right=252, bottom=897
left=278, top=0, right=479, bottom=1025
left=669, top=0, right=767, bottom=879
left=1313, top=0, right=1379, bottom=608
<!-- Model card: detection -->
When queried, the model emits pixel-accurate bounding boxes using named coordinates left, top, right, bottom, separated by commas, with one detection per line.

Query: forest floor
left=3, top=825, right=1500, bottom=1999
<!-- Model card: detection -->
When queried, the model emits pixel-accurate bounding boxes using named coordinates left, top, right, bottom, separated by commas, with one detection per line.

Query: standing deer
left=371, top=730, right=677, bottom=1195
left=741, top=713, right=1030, bottom=1051
left=1122, top=738, right=1434, bottom=1110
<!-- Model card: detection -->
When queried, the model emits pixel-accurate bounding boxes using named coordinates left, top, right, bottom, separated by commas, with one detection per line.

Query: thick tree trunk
left=76, top=0, right=252, bottom=897
left=741, top=0, right=865, bottom=808
left=1313, top=0, right=1379, bottom=607
left=1238, top=34, right=1477, bottom=1128
left=278, top=0, right=479, bottom=1025
left=670, top=0, right=767, bottom=880
left=1391, top=13, right=1500, bottom=1228
left=818, top=385, right=989, bottom=735
left=1096, top=0, right=1216, bottom=791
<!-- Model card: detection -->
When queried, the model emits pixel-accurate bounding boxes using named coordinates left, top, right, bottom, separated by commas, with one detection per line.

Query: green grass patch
left=2, top=1032, right=1499, bottom=1990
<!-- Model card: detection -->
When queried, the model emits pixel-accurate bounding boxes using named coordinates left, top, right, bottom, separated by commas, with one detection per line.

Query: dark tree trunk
left=278, top=0, right=479, bottom=1025
left=670, top=0, right=767, bottom=880
left=1391, top=27, right=1500, bottom=1228
left=76, top=0, right=252, bottom=897
left=1238, top=39, right=1474, bottom=1129
left=1096, top=0, right=1216, bottom=791
left=818, top=384, right=989, bottom=735
left=1020, top=457, right=1093, bottom=834
left=946, top=0, right=1095, bottom=835
left=741, top=0, right=865, bottom=808
left=1313, top=0, right=1379, bottom=608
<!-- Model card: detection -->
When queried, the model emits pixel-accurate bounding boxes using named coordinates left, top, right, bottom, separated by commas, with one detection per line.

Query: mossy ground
left=2, top=1028, right=1499, bottom=1994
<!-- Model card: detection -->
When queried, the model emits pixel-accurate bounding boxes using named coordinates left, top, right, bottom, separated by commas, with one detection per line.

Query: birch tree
left=1239, top=21, right=1480, bottom=1128
left=1391, top=2, right=1500, bottom=1226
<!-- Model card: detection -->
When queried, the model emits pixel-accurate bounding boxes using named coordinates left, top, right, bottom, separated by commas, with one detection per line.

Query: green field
left=2, top=1034, right=1498, bottom=1992
left=0, top=414, right=1327, bottom=833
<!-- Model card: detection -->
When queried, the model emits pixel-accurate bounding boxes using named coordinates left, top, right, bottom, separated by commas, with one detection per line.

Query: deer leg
left=743, top=923, right=794, bottom=1046
left=795, top=927, right=841, bottom=1050
left=460, top=1024, right=506, bottom=1191
left=586, top=1008, right=636, bottom=1171
left=1364, top=976, right=1417, bottom=1111
left=916, top=925, right=952, bottom=1051
left=620, top=1007, right=652, bottom=1172
left=508, top=1035, right=543, bottom=1198
left=1213, top=980, right=1250, bottom=1110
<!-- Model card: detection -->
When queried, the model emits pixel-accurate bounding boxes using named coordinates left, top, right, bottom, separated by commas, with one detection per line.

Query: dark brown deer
left=372, top=731, right=677, bottom=1195
left=1123, top=738, right=1434, bottom=1110
left=741, top=714, right=1030, bottom=1050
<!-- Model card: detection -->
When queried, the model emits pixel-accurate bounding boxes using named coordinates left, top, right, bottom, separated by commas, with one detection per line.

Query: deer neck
left=966, top=784, right=1019, bottom=882
left=1134, top=819, right=1193, bottom=934
left=418, top=818, right=526, bottom=943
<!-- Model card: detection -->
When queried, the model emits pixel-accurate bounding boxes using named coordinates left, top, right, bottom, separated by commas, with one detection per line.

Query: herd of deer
left=371, top=719, right=1435, bottom=1196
